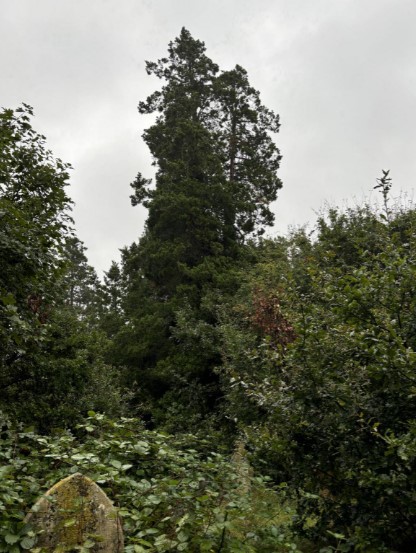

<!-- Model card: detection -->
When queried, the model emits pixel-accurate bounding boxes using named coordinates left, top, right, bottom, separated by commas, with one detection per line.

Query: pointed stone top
left=26, top=473, right=124, bottom=552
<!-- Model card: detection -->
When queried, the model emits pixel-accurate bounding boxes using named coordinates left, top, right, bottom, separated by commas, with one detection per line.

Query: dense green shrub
left=220, top=204, right=416, bottom=552
left=0, top=106, right=124, bottom=430
left=0, top=412, right=301, bottom=553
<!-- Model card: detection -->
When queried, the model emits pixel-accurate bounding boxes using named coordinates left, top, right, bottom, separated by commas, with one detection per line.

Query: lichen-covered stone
left=26, top=473, right=123, bottom=552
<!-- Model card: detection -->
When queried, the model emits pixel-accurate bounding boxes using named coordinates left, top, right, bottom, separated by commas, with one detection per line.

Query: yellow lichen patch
left=53, top=474, right=95, bottom=545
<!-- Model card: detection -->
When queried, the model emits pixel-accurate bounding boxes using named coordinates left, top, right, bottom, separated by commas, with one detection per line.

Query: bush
left=0, top=412, right=302, bottom=552
left=220, top=205, right=416, bottom=551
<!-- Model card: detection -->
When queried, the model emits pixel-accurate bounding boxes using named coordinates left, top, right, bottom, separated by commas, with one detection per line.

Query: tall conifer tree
left=113, top=29, right=282, bottom=429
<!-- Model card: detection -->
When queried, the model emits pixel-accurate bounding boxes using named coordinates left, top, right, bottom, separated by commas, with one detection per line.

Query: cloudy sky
left=2, top=0, right=416, bottom=274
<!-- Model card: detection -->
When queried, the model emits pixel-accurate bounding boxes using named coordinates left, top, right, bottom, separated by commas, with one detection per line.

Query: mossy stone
left=26, top=473, right=123, bottom=552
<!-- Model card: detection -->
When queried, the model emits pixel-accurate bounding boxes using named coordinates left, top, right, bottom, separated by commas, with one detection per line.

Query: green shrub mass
left=220, top=202, right=416, bottom=551
left=0, top=413, right=300, bottom=553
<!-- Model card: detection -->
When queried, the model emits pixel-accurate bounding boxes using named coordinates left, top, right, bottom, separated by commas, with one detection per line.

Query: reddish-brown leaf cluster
left=250, top=288, right=296, bottom=348
left=27, top=294, right=49, bottom=324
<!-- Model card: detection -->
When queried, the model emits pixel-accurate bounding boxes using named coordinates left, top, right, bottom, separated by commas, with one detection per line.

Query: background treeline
left=1, top=29, right=416, bottom=552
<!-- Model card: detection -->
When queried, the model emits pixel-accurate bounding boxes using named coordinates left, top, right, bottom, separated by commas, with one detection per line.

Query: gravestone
left=25, top=473, right=123, bottom=552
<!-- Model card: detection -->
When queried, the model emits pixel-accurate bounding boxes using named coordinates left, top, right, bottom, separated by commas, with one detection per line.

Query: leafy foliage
left=0, top=104, right=73, bottom=374
left=0, top=106, right=123, bottom=430
left=0, top=412, right=301, bottom=553
left=219, top=200, right=416, bottom=551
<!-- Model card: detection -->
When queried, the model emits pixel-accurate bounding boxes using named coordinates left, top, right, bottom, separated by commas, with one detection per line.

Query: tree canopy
left=0, top=105, right=123, bottom=429
left=110, top=28, right=282, bottom=428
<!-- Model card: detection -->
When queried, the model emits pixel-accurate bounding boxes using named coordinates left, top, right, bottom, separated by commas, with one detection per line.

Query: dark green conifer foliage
left=131, top=29, right=235, bottom=297
left=212, top=65, right=282, bottom=235
left=61, top=237, right=101, bottom=319
left=114, top=29, right=282, bottom=429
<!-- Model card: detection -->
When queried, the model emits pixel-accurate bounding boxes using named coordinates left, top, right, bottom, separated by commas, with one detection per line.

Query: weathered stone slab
left=26, top=473, right=123, bottom=552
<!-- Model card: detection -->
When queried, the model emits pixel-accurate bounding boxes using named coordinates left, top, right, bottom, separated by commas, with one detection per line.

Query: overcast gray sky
left=2, top=0, right=416, bottom=274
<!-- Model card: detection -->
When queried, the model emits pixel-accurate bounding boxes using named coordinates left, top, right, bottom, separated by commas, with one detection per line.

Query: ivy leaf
left=5, top=534, right=20, bottom=545
left=20, top=536, right=37, bottom=550
left=177, top=530, right=188, bottom=543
